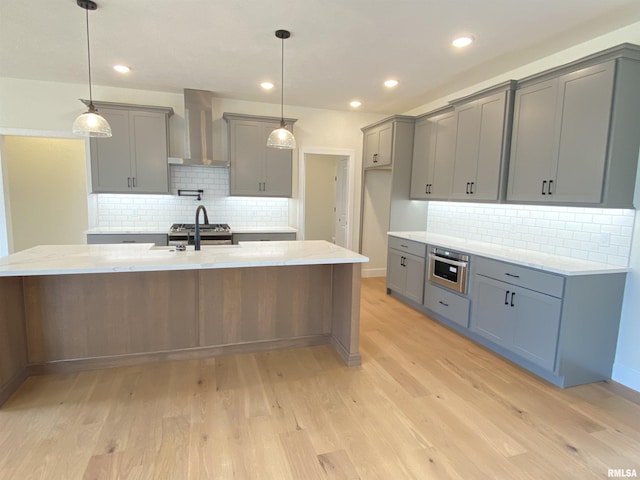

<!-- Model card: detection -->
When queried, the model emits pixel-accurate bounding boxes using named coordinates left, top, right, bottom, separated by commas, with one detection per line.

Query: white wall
left=0, top=78, right=385, bottom=249
left=361, top=169, right=392, bottom=275
left=4, top=136, right=88, bottom=252
left=406, top=22, right=640, bottom=392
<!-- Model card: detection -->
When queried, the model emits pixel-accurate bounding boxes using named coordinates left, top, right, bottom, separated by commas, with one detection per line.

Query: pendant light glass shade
left=267, top=121, right=296, bottom=149
left=267, top=30, right=295, bottom=150
left=73, top=0, right=112, bottom=138
left=72, top=104, right=112, bottom=137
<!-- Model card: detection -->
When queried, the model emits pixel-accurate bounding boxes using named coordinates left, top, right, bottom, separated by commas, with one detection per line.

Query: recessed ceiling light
left=452, top=36, right=474, bottom=48
left=113, top=65, right=131, bottom=73
left=384, top=79, right=399, bottom=88
left=260, top=82, right=274, bottom=90
left=350, top=100, right=362, bottom=108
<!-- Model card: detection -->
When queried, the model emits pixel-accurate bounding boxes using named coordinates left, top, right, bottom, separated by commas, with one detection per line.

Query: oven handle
left=429, top=254, right=468, bottom=269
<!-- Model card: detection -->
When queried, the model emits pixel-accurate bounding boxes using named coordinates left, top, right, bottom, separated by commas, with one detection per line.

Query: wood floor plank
left=0, top=276, right=639, bottom=480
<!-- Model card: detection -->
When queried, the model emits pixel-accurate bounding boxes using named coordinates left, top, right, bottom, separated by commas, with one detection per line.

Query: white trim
left=0, top=127, right=79, bottom=139
left=298, top=147, right=356, bottom=251
left=362, top=267, right=386, bottom=278
left=612, top=362, right=640, bottom=393
left=0, top=136, right=10, bottom=256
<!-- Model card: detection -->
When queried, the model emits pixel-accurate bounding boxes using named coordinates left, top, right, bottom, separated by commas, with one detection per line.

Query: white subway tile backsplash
left=93, top=166, right=290, bottom=230
left=427, top=202, right=634, bottom=267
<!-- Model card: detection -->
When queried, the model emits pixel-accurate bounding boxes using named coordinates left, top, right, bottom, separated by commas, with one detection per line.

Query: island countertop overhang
left=0, top=240, right=369, bottom=277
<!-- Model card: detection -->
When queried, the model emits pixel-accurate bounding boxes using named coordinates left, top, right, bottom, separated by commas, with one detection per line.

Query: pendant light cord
left=280, top=35, right=284, bottom=125
left=85, top=6, right=94, bottom=107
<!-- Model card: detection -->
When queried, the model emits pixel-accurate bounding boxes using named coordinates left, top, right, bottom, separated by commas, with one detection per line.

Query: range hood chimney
left=168, top=89, right=228, bottom=167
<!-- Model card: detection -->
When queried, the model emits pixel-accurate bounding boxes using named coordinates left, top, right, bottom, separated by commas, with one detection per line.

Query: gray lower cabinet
left=472, top=274, right=561, bottom=371
left=470, top=256, right=626, bottom=386
left=89, top=103, right=173, bottom=194
left=507, top=45, right=640, bottom=207
left=224, top=113, right=297, bottom=197
left=423, top=282, right=470, bottom=328
left=232, top=232, right=296, bottom=244
left=386, top=237, right=426, bottom=304
left=410, top=107, right=456, bottom=200
left=86, top=233, right=168, bottom=246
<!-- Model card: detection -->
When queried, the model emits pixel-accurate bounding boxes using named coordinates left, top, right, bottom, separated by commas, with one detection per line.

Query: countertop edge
left=388, top=232, right=629, bottom=276
left=0, top=241, right=367, bottom=277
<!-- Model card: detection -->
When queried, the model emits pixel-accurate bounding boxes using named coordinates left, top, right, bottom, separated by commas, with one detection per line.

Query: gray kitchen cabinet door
left=386, top=248, right=425, bottom=304
left=129, top=110, right=169, bottom=194
left=263, top=123, right=293, bottom=197
left=90, top=108, right=133, bottom=193
left=507, top=79, right=558, bottom=202
left=471, top=275, right=511, bottom=347
left=429, top=111, right=456, bottom=200
left=363, top=122, right=393, bottom=168
left=409, top=116, right=434, bottom=199
left=227, top=114, right=294, bottom=197
left=403, top=253, right=425, bottom=304
left=451, top=89, right=509, bottom=201
left=510, top=286, right=562, bottom=371
left=229, top=120, right=264, bottom=196
left=386, top=249, right=406, bottom=293
left=450, top=102, right=480, bottom=200
left=473, top=93, right=508, bottom=201
left=551, top=61, right=615, bottom=204
left=90, top=105, right=171, bottom=194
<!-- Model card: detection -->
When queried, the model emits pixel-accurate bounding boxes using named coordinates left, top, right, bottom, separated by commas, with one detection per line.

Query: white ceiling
left=2, top=0, right=640, bottom=114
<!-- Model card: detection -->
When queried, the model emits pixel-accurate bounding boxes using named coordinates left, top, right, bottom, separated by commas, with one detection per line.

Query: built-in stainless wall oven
left=428, top=247, right=469, bottom=294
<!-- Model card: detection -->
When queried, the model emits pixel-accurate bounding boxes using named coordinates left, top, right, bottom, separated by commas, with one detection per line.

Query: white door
left=334, top=156, right=349, bottom=248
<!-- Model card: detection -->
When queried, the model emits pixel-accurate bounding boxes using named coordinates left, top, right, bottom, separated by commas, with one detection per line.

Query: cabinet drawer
left=387, top=236, right=426, bottom=258
left=475, top=256, right=564, bottom=298
left=87, top=233, right=168, bottom=246
left=424, top=282, right=470, bottom=328
left=233, top=232, right=296, bottom=244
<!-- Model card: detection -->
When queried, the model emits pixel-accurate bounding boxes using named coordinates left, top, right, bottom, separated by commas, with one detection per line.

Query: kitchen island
left=0, top=241, right=367, bottom=405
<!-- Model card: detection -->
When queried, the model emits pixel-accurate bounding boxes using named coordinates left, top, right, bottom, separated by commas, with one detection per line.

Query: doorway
left=0, top=134, right=88, bottom=254
left=299, top=148, right=355, bottom=249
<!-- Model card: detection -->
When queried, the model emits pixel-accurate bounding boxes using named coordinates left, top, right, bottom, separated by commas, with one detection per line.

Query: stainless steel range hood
left=168, top=89, right=228, bottom=167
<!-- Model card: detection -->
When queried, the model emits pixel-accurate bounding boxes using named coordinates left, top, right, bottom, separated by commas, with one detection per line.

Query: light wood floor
left=1, top=277, right=639, bottom=479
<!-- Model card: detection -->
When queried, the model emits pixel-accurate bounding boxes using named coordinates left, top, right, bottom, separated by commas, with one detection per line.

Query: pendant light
left=72, top=0, right=112, bottom=138
left=267, top=29, right=296, bottom=149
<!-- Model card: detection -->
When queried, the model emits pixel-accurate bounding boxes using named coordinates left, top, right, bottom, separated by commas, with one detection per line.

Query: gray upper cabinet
left=410, top=107, right=456, bottom=200
left=450, top=83, right=515, bottom=202
left=90, top=103, right=173, bottom=194
left=363, top=121, right=393, bottom=168
left=507, top=45, right=640, bottom=207
left=224, top=113, right=296, bottom=197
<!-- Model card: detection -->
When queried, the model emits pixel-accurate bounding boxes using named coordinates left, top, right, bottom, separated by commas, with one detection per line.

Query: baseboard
left=29, top=335, right=332, bottom=376
left=330, top=337, right=362, bottom=367
left=612, top=362, right=640, bottom=393
left=0, top=367, right=28, bottom=407
left=362, top=267, right=386, bottom=278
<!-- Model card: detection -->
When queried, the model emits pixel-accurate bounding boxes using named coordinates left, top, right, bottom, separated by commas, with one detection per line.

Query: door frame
left=298, top=147, right=356, bottom=250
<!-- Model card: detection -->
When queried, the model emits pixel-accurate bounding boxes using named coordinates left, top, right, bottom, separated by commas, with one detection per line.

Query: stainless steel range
left=168, top=223, right=232, bottom=246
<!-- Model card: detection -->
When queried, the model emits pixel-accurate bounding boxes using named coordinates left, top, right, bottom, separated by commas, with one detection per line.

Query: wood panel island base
left=0, top=241, right=367, bottom=406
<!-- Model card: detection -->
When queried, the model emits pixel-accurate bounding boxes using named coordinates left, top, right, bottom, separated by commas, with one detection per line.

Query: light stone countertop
left=0, top=241, right=367, bottom=277
left=388, top=231, right=629, bottom=276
